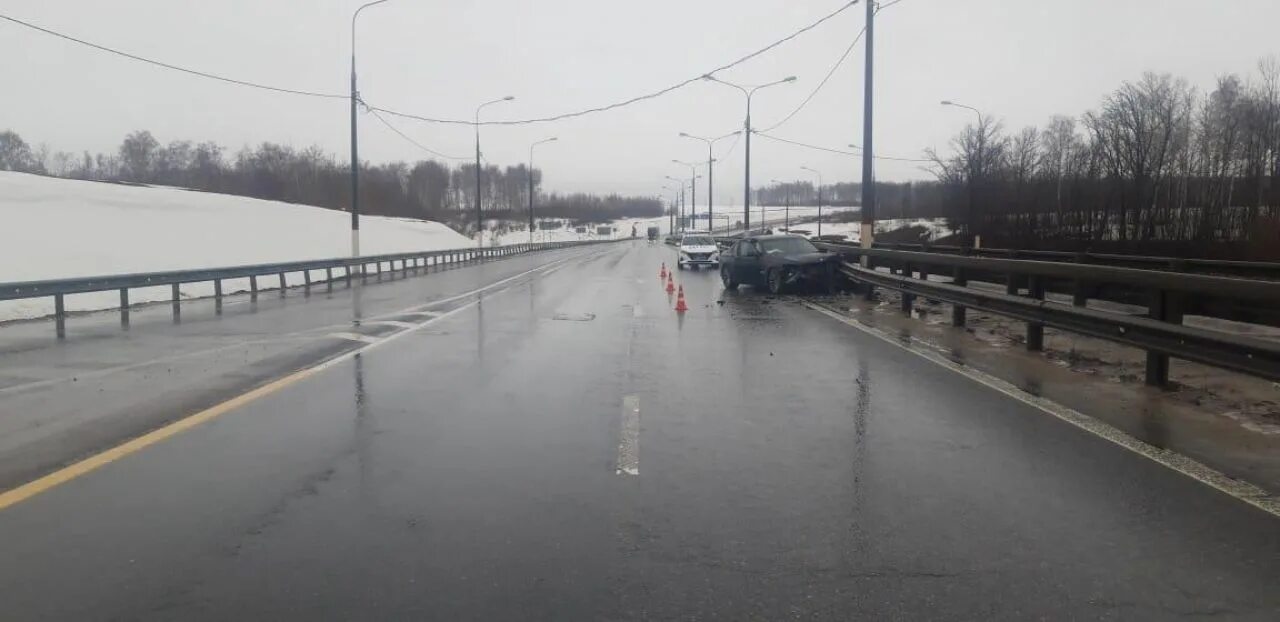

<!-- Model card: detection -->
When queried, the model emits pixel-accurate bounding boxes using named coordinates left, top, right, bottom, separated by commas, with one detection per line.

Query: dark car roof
left=737, top=234, right=808, bottom=242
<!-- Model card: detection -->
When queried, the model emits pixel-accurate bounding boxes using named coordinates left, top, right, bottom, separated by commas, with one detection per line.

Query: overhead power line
left=755, top=132, right=932, bottom=162
left=0, top=13, right=347, bottom=100
left=368, top=109, right=468, bottom=160
left=368, top=1, right=862, bottom=126
left=757, top=28, right=865, bottom=133
left=757, top=0, right=907, bottom=133
left=713, top=132, right=743, bottom=167
left=3, top=2, right=862, bottom=127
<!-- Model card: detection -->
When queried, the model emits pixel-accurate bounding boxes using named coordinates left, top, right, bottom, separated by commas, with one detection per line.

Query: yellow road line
left=0, top=366, right=322, bottom=511
left=0, top=249, right=606, bottom=512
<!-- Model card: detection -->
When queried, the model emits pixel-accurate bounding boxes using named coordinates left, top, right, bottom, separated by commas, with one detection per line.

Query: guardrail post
left=951, top=267, right=967, bottom=327
left=1005, top=273, right=1019, bottom=296
left=1145, top=289, right=1184, bottom=387
left=402, top=259, right=408, bottom=276
left=214, top=279, right=223, bottom=314
left=119, top=288, right=130, bottom=328
left=325, top=268, right=333, bottom=292
left=171, top=283, right=181, bottom=322
left=54, top=294, right=66, bottom=339
left=1072, top=280, right=1089, bottom=307
left=303, top=270, right=312, bottom=295
left=249, top=275, right=258, bottom=300
left=1026, top=276, right=1045, bottom=351
left=900, top=261, right=915, bottom=314
left=278, top=273, right=287, bottom=297
left=344, top=266, right=352, bottom=287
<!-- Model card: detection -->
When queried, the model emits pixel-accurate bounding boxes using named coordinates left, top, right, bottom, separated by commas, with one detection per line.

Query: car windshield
left=682, top=236, right=714, bottom=246
left=759, top=237, right=818, bottom=256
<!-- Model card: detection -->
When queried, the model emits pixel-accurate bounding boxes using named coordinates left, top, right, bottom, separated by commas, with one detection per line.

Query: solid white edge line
left=801, top=300, right=1280, bottom=520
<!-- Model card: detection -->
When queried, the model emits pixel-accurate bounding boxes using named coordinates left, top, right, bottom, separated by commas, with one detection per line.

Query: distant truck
left=647, top=226, right=660, bottom=241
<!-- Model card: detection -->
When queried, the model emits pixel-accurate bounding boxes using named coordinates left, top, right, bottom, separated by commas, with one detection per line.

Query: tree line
left=916, top=59, right=1280, bottom=258
left=0, top=130, right=660, bottom=232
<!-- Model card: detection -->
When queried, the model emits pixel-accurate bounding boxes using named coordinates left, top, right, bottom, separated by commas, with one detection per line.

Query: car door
left=733, top=240, right=763, bottom=284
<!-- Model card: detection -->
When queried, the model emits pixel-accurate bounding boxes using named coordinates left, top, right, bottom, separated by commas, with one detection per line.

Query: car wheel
left=821, top=264, right=837, bottom=294
left=677, top=261, right=686, bottom=270
left=721, top=266, right=738, bottom=290
left=767, top=268, right=785, bottom=295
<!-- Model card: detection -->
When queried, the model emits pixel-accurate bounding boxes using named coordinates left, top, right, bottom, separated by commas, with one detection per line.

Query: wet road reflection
left=1, top=241, right=1279, bottom=620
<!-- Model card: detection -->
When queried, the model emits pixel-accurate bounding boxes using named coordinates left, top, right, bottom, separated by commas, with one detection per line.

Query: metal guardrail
left=0, top=239, right=615, bottom=338
left=872, top=242, right=1280, bottom=280
left=815, top=241, right=1280, bottom=386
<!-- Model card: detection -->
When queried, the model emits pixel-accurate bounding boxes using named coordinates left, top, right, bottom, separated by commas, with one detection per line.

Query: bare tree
left=0, top=130, right=37, bottom=172
left=926, top=115, right=1007, bottom=242
left=118, top=130, right=160, bottom=182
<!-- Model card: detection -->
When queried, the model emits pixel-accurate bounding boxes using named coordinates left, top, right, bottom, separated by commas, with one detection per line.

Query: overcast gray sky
left=3, top=0, right=1278, bottom=198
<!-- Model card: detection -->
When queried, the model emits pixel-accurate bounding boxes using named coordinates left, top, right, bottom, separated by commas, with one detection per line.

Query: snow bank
left=0, top=172, right=473, bottom=320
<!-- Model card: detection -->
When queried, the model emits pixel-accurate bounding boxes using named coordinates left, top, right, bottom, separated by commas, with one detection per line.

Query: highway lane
left=0, top=245, right=602, bottom=490
left=1, top=240, right=1279, bottom=620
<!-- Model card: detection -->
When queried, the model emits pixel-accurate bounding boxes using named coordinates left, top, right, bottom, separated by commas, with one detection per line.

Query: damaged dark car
left=719, top=234, right=842, bottom=294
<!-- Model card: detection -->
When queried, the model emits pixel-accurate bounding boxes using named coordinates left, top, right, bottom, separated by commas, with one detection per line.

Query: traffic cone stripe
left=675, top=284, right=689, bottom=312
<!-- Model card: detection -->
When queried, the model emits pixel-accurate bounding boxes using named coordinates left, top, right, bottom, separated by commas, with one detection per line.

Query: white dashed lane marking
left=617, top=395, right=640, bottom=476
left=328, top=332, right=381, bottom=344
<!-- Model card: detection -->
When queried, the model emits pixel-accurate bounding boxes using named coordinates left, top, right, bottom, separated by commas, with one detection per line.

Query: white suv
left=677, top=234, right=720, bottom=270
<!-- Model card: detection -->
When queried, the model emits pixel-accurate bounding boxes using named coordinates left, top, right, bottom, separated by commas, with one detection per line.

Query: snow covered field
left=784, top=217, right=952, bottom=244
left=0, top=172, right=473, bottom=320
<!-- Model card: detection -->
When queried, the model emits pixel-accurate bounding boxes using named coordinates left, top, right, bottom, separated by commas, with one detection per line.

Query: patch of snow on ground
left=0, top=172, right=474, bottom=320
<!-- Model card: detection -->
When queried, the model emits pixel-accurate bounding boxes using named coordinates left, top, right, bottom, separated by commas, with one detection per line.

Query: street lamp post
left=771, top=179, right=792, bottom=231
left=941, top=100, right=985, bottom=248
left=350, top=0, right=393, bottom=259
left=664, top=175, right=684, bottom=231
left=672, top=160, right=700, bottom=230
left=703, top=74, right=796, bottom=231
left=527, top=137, right=558, bottom=243
left=800, top=166, right=824, bottom=238
left=661, top=184, right=676, bottom=233
left=679, top=131, right=739, bottom=233
left=475, top=96, right=515, bottom=245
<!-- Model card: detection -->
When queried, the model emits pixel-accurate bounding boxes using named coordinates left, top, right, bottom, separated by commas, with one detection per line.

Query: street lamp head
left=548, top=137, right=559, bottom=142
left=784, top=76, right=798, bottom=82
left=678, top=132, right=690, bottom=137
left=503, top=96, right=515, bottom=101
left=940, top=100, right=954, bottom=106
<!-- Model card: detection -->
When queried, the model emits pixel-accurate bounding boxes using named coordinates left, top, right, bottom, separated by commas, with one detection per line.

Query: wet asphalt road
left=2, top=240, right=1279, bottom=620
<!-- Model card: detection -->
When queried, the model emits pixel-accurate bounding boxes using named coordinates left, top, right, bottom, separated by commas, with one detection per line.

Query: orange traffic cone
left=666, top=272, right=675, bottom=294
left=660, top=263, right=667, bottom=279
left=675, top=285, right=689, bottom=312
